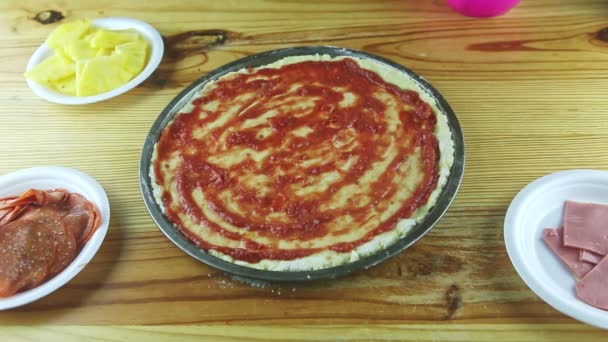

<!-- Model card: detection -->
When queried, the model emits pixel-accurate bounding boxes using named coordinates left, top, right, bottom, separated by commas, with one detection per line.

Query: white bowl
left=504, top=169, right=608, bottom=329
left=25, top=17, right=164, bottom=105
left=0, top=166, right=110, bottom=310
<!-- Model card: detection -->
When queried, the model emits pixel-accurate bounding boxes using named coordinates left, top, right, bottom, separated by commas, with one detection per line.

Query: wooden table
left=1, top=0, right=608, bottom=340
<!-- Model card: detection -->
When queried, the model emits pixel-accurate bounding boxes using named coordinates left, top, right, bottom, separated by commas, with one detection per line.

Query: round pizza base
left=140, top=47, right=464, bottom=280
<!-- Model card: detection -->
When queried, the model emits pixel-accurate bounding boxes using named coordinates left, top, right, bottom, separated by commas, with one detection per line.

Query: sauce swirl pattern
left=153, top=57, right=441, bottom=265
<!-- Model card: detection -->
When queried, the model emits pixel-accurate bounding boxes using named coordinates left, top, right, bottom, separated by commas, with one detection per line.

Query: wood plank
left=1, top=324, right=607, bottom=342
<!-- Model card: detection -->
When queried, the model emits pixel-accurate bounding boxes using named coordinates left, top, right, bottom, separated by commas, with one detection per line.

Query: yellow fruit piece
left=76, top=56, right=132, bottom=96
left=90, top=29, right=139, bottom=49
left=114, top=40, right=148, bottom=75
left=96, top=47, right=114, bottom=57
left=54, top=48, right=73, bottom=62
left=75, top=59, right=86, bottom=92
left=25, top=54, right=75, bottom=87
left=51, top=76, right=77, bottom=96
left=46, top=19, right=92, bottom=51
left=64, top=40, right=99, bottom=61
left=82, top=28, right=99, bottom=44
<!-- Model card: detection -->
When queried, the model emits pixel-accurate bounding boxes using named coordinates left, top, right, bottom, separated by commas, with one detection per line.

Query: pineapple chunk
left=53, top=47, right=73, bottom=63
left=46, top=19, right=92, bottom=50
left=90, top=29, right=139, bottom=49
left=26, top=54, right=75, bottom=87
left=96, top=47, right=114, bottom=57
left=51, top=76, right=77, bottom=96
left=76, top=56, right=132, bottom=96
left=64, top=40, right=99, bottom=61
left=82, top=28, right=99, bottom=44
left=75, top=59, right=86, bottom=93
left=114, top=40, right=148, bottom=74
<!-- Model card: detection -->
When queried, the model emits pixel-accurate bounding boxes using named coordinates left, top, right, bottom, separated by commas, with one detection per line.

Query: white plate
left=504, top=169, right=608, bottom=329
left=25, top=17, right=164, bottom=105
left=0, top=166, right=110, bottom=310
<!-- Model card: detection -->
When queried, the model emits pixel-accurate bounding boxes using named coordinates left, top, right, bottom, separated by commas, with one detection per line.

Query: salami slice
left=0, top=189, right=68, bottom=226
left=0, top=205, right=26, bottom=226
left=0, top=188, right=101, bottom=298
left=0, top=189, right=67, bottom=211
left=46, top=218, right=77, bottom=277
left=0, top=220, right=57, bottom=297
left=63, top=193, right=101, bottom=244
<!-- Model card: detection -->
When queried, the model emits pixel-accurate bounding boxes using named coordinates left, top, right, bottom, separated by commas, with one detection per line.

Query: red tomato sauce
left=154, top=58, right=439, bottom=263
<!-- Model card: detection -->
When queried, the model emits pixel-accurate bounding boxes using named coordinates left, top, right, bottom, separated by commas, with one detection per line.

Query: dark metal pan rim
left=139, top=46, right=465, bottom=282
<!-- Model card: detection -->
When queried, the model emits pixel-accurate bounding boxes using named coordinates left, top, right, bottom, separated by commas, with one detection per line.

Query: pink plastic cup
left=447, top=0, right=521, bottom=18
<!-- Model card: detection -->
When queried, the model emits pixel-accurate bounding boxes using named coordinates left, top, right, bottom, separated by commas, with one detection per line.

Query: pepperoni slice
left=0, top=189, right=68, bottom=227
left=0, top=205, right=27, bottom=226
left=45, top=218, right=77, bottom=277
left=15, top=191, right=99, bottom=244
left=63, top=193, right=101, bottom=244
left=0, top=189, right=67, bottom=211
left=0, top=188, right=102, bottom=298
left=0, top=220, right=57, bottom=297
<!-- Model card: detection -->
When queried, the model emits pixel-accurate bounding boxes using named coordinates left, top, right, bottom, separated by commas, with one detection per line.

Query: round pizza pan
left=140, top=46, right=465, bottom=282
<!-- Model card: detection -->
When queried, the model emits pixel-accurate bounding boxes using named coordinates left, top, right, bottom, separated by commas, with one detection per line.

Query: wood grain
left=1, top=0, right=608, bottom=340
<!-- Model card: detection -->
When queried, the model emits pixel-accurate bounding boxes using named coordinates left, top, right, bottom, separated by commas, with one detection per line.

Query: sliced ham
left=563, top=200, right=608, bottom=255
left=576, top=254, right=608, bottom=310
left=579, top=249, right=604, bottom=265
left=542, top=228, right=595, bottom=278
